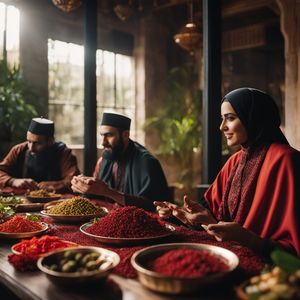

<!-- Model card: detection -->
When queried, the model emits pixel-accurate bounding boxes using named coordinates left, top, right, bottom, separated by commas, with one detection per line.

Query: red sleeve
left=243, top=144, right=300, bottom=255
left=0, top=143, right=27, bottom=188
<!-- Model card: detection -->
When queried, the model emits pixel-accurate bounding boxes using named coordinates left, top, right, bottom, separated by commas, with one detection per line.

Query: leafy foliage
left=145, top=64, right=202, bottom=186
left=271, top=248, right=300, bottom=273
left=0, top=60, right=37, bottom=141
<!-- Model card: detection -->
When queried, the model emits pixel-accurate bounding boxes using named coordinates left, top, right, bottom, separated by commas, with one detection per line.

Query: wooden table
left=0, top=241, right=238, bottom=300
left=0, top=191, right=241, bottom=299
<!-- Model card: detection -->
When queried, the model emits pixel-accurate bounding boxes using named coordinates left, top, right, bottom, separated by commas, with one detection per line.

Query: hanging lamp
left=174, top=0, right=201, bottom=55
left=52, top=0, right=82, bottom=13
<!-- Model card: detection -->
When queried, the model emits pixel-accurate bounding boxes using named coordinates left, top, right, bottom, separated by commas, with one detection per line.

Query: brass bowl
left=37, top=246, right=120, bottom=285
left=0, top=222, right=48, bottom=239
left=80, top=222, right=175, bottom=245
left=26, top=195, right=61, bottom=203
left=131, top=243, right=239, bottom=295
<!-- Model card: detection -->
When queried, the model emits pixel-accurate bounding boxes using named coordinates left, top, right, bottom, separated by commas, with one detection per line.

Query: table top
left=0, top=190, right=245, bottom=299
left=0, top=241, right=242, bottom=300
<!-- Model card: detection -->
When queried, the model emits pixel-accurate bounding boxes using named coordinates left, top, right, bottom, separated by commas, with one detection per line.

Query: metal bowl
left=131, top=243, right=239, bottom=295
left=26, top=194, right=62, bottom=203
left=80, top=222, right=175, bottom=245
left=0, top=222, right=49, bottom=239
left=37, top=246, right=120, bottom=286
left=40, top=208, right=107, bottom=223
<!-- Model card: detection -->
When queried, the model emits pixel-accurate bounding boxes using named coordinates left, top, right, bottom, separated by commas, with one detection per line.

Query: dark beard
left=102, top=138, right=124, bottom=161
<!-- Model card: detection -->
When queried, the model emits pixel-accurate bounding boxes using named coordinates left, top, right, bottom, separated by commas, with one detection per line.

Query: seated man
left=71, top=112, right=170, bottom=211
left=0, top=117, right=80, bottom=192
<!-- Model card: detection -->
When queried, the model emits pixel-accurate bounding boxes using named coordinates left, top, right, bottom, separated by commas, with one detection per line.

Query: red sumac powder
left=0, top=215, right=43, bottom=233
left=86, top=206, right=168, bottom=238
left=149, top=248, right=229, bottom=278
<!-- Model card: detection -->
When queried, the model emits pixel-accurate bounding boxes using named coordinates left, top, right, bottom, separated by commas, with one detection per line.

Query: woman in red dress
left=155, top=88, right=300, bottom=256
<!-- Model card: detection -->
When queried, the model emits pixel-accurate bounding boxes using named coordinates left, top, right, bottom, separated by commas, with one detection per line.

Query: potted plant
left=0, top=59, right=37, bottom=156
left=145, top=64, right=202, bottom=201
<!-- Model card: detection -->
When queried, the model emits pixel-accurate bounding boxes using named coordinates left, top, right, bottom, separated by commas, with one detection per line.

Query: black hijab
left=223, top=87, right=289, bottom=146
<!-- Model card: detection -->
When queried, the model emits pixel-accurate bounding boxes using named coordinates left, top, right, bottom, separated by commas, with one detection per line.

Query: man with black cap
left=0, top=117, right=80, bottom=191
left=71, top=112, right=170, bottom=211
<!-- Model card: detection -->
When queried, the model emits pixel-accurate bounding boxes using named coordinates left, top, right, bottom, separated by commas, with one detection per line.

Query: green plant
left=0, top=59, right=37, bottom=141
left=145, top=64, right=202, bottom=186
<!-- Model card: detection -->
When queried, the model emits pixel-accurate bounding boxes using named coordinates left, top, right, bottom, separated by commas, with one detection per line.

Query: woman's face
left=220, top=101, right=248, bottom=147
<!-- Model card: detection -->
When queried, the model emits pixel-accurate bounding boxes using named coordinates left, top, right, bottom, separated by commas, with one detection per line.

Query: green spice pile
left=47, top=197, right=103, bottom=216
left=0, top=196, right=22, bottom=205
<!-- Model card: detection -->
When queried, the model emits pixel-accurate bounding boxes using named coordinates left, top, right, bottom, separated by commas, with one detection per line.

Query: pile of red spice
left=86, top=206, right=168, bottom=238
left=12, top=235, right=77, bottom=255
left=149, top=248, right=229, bottom=278
left=8, top=254, right=39, bottom=272
left=0, top=215, right=43, bottom=233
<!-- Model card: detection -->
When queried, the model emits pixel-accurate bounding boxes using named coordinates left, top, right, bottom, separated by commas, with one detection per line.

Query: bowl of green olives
left=37, top=246, right=120, bottom=285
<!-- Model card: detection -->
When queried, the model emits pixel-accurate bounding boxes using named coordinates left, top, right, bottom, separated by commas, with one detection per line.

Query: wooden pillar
left=83, top=0, right=97, bottom=175
left=202, top=0, right=222, bottom=183
left=276, top=0, right=300, bottom=149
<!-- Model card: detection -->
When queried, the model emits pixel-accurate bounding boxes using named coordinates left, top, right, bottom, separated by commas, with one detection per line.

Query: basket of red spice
left=131, top=243, right=239, bottom=295
left=80, top=206, right=175, bottom=245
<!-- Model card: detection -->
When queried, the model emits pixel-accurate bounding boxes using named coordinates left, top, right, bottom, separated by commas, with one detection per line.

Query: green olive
left=61, top=260, right=77, bottom=272
left=63, top=250, right=76, bottom=259
left=85, top=261, right=99, bottom=271
left=74, top=252, right=83, bottom=262
left=48, top=264, right=59, bottom=271
left=89, top=252, right=100, bottom=260
left=81, top=254, right=93, bottom=266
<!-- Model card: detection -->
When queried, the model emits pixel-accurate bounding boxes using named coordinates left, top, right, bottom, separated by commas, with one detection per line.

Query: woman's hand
left=153, top=201, right=179, bottom=219
left=204, top=221, right=261, bottom=247
left=172, top=196, right=217, bottom=227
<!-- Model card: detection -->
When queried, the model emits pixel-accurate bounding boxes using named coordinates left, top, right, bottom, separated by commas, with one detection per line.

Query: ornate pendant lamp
left=174, top=0, right=201, bottom=55
left=114, top=1, right=134, bottom=21
left=52, top=0, right=82, bottom=13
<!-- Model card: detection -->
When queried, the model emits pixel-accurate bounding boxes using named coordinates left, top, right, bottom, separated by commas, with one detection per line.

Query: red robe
left=204, top=143, right=300, bottom=255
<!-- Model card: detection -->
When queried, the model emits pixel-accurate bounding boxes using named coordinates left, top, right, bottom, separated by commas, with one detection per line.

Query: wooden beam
left=202, top=0, right=222, bottom=184
left=222, top=0, right=274, bottom=18
left=84, top=0, right=97, bottom=176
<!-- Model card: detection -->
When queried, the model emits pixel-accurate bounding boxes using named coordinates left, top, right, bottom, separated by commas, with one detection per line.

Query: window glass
left=48, top=40, right=136, bottom=146
left=0, top=2, right=19, bottom=65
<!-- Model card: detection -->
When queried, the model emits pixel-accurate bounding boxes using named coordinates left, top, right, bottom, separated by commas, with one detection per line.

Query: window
left=48, top=39, right=84, bottom=145
left=48, top=39, right=136, bottom=146
left=96, top=50, right=136, bottom=143
left=0, top=2, right=20, bottom=65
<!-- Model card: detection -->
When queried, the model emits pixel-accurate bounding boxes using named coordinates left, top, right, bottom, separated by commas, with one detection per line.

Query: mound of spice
left=86, top=206, right=169, bottom=238
left=8, top=253, right=39, bottom=272
left=12, top=235, right=77, bottom=255
left=47, top=197, right=103, bottom=215
left=0, top=215, right=43, bottom=233
left=149, top=248, right=229, bottom=278
left=28, top=189, right=57, bottom=197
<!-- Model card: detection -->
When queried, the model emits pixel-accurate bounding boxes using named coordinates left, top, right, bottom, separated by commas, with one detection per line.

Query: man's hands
left=9, top=178, right=66, bottom=192
left=38, top=181, right=65, bottom=192
left=71, top=175, right=110, bottom=197
left=9, top=178, right=38, bottom=190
